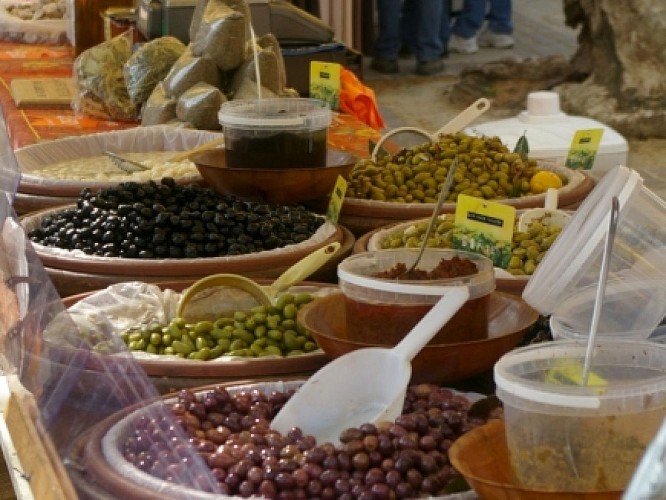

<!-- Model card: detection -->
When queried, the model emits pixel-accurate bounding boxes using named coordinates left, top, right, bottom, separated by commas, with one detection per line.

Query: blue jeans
left=451, top=0, right=513, bottom=38
left=374, top=0, right=449, bottom=62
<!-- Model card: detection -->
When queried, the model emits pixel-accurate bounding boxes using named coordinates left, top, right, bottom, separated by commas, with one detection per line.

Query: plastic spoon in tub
left=176, top=242, right=341, bottom=318
left=398, top=157, right=457, bottom=278
left=270, top=286, right=470, bottom=444
left=517, top=187, right=571, bottom=232
left=371, top=97, right=490, bottom=162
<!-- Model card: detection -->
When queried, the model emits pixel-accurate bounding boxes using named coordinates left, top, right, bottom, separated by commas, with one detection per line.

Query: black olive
left=28, top=180, right=324, bottom=259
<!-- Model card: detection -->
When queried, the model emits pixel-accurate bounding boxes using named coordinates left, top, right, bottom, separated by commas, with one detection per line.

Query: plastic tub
left=218, top=98, right=331, bottom=169
left=522, top=165, right=666, bottom=340
left=337, top=248, right=495, bottom=344
left=494, top=340, right=666, bottom=492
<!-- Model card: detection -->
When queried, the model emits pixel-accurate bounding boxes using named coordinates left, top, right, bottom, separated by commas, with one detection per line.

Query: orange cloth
left=339, top=67, right=386, bottom=131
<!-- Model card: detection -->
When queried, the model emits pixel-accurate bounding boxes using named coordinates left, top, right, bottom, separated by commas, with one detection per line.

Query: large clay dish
left=21, top=206, right=344, bottom=277
left=58, top=280, right=335, bottom=393
left=299, top=292, right=538, bottom=385
left=16, top=126, right=219, bottom=197
left=449, top=420, right=622, bottom=500
left=39, top=225, right=354, bottom=297
left=338, top=164, right=593, bottom=236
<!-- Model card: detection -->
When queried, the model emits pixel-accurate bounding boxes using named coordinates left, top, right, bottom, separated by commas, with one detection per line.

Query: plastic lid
left=218, top=98, right=331, bottom=130
left=522, top=165, right=642, bottom=315
left=494, top=340, right=666, bottom=412
left=523, top=90, right=566, bottom=119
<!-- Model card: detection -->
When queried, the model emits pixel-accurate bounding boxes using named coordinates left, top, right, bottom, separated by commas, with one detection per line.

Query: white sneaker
left=449, top=34, right=479, bottom=54
left=478, top=30, right=514, bottom=49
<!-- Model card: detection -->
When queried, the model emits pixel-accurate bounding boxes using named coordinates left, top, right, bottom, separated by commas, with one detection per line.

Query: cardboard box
left=282, top=42, right=363, bottom=96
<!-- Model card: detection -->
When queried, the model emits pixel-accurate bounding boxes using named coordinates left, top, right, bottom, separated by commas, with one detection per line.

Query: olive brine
left=28, top=178, right=324, bottom=258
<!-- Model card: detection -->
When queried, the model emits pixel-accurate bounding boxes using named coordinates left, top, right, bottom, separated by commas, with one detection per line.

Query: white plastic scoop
left=270, top=286, right=470, bottom=444
left=177, top=242, right=340, bottom=318
left=517, top=188, right=571, bottom=232
left=371, top=98, right=491, bottom=161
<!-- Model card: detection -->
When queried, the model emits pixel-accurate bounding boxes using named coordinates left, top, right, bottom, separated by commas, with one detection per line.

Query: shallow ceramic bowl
left=298, top=291, right=538, bottom=384
left=449, top=420, right=622, bottom=500
left=192, top=148, right=357, bottom=204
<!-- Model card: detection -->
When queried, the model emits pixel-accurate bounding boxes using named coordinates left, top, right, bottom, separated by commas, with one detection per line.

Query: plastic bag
left=0, top=189, right=221, bottom=495
left=140, top=82, right=177, bottom=126
left=229, top=35, right=290, bottom=99
left=190, top=0, right=247, bottom=71
left=162, top=45, right=221, bottom=98
left=123, top=35, right=186, bottom=108
left=175, top=82, right=226, bottom=130
left=72, top=30, right=137, bottom=121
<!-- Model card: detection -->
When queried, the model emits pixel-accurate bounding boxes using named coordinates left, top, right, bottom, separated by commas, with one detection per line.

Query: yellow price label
left=310, top=61, right=341, bottom=110
left=326, top=175, right=347, bottom=224
left=452, top=194, right=516, bottom=268
left=565, top=128, right=604, bottom=170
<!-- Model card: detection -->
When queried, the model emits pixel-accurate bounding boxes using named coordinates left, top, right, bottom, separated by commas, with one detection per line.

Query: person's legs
left=487, top=0, right=512, bottom=34
left=478, top=0, right=514, bottom=48
left=451, top=0, right=486, bottom=38
left=401, top=0, right=418, bottom=55
left=449, top=0, right=485, bottom=53
left=372, top=0, right=402, bottom=73
left=413, top=0, right=446, bottom=75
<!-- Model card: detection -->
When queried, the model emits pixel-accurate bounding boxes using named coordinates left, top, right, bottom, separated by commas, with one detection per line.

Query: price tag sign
left=565, top=128, right=604, bottom=170
left=452, top=194, right=516, bottom=268
left=310, top=61, right=341, bottom=110
left=325, top=175, right=347, bottom=224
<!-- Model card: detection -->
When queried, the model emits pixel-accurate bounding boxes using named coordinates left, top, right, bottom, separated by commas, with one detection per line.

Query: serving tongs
left=104, top=151, right=150, bottom=174
left=104, top=136, right=225, bottom=174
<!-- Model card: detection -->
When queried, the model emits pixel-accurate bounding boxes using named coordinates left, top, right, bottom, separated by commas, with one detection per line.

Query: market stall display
left=352, top=208, right=571, bottom=295
left=72, top=380, right=494, bottom=498
left=0, top=0, right=68, bottom=44
left=56, top=280, right=338, bottom=393
left=20, top=179, right=351, bottom=295
left=15, top=125, right=221, bottom=197
left=338, top=133, right=593, bottom=236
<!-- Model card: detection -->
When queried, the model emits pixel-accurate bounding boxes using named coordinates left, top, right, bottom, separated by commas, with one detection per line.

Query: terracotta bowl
left=449, top=420, right=622, bottom=500
left=192, top=148, right=358, bottom=204
left=298, top=291, right=538, bottom=385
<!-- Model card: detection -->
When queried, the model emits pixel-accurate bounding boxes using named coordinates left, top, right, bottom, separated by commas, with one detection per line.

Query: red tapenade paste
left=374, top=256, right=479, bottom=280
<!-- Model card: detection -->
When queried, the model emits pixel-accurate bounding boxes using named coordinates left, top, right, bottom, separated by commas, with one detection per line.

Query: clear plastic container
left=337, top=248, right=495, bottom=344
left=522, top=165, right=666, bottom=340
left=494, top=340, right=666, bottom=492
left=218, top=98, right=331, bottom=169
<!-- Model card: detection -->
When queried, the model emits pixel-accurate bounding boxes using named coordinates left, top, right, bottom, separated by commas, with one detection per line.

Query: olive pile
left=120, top=293, right=317, bottom=359
left=380, top=214, right=563, bottom=276
left=28, top=178, right=324, bottom=258
left=348, top=133, right=562, bottom=203
left=122, top=383, right=496, bottom=497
